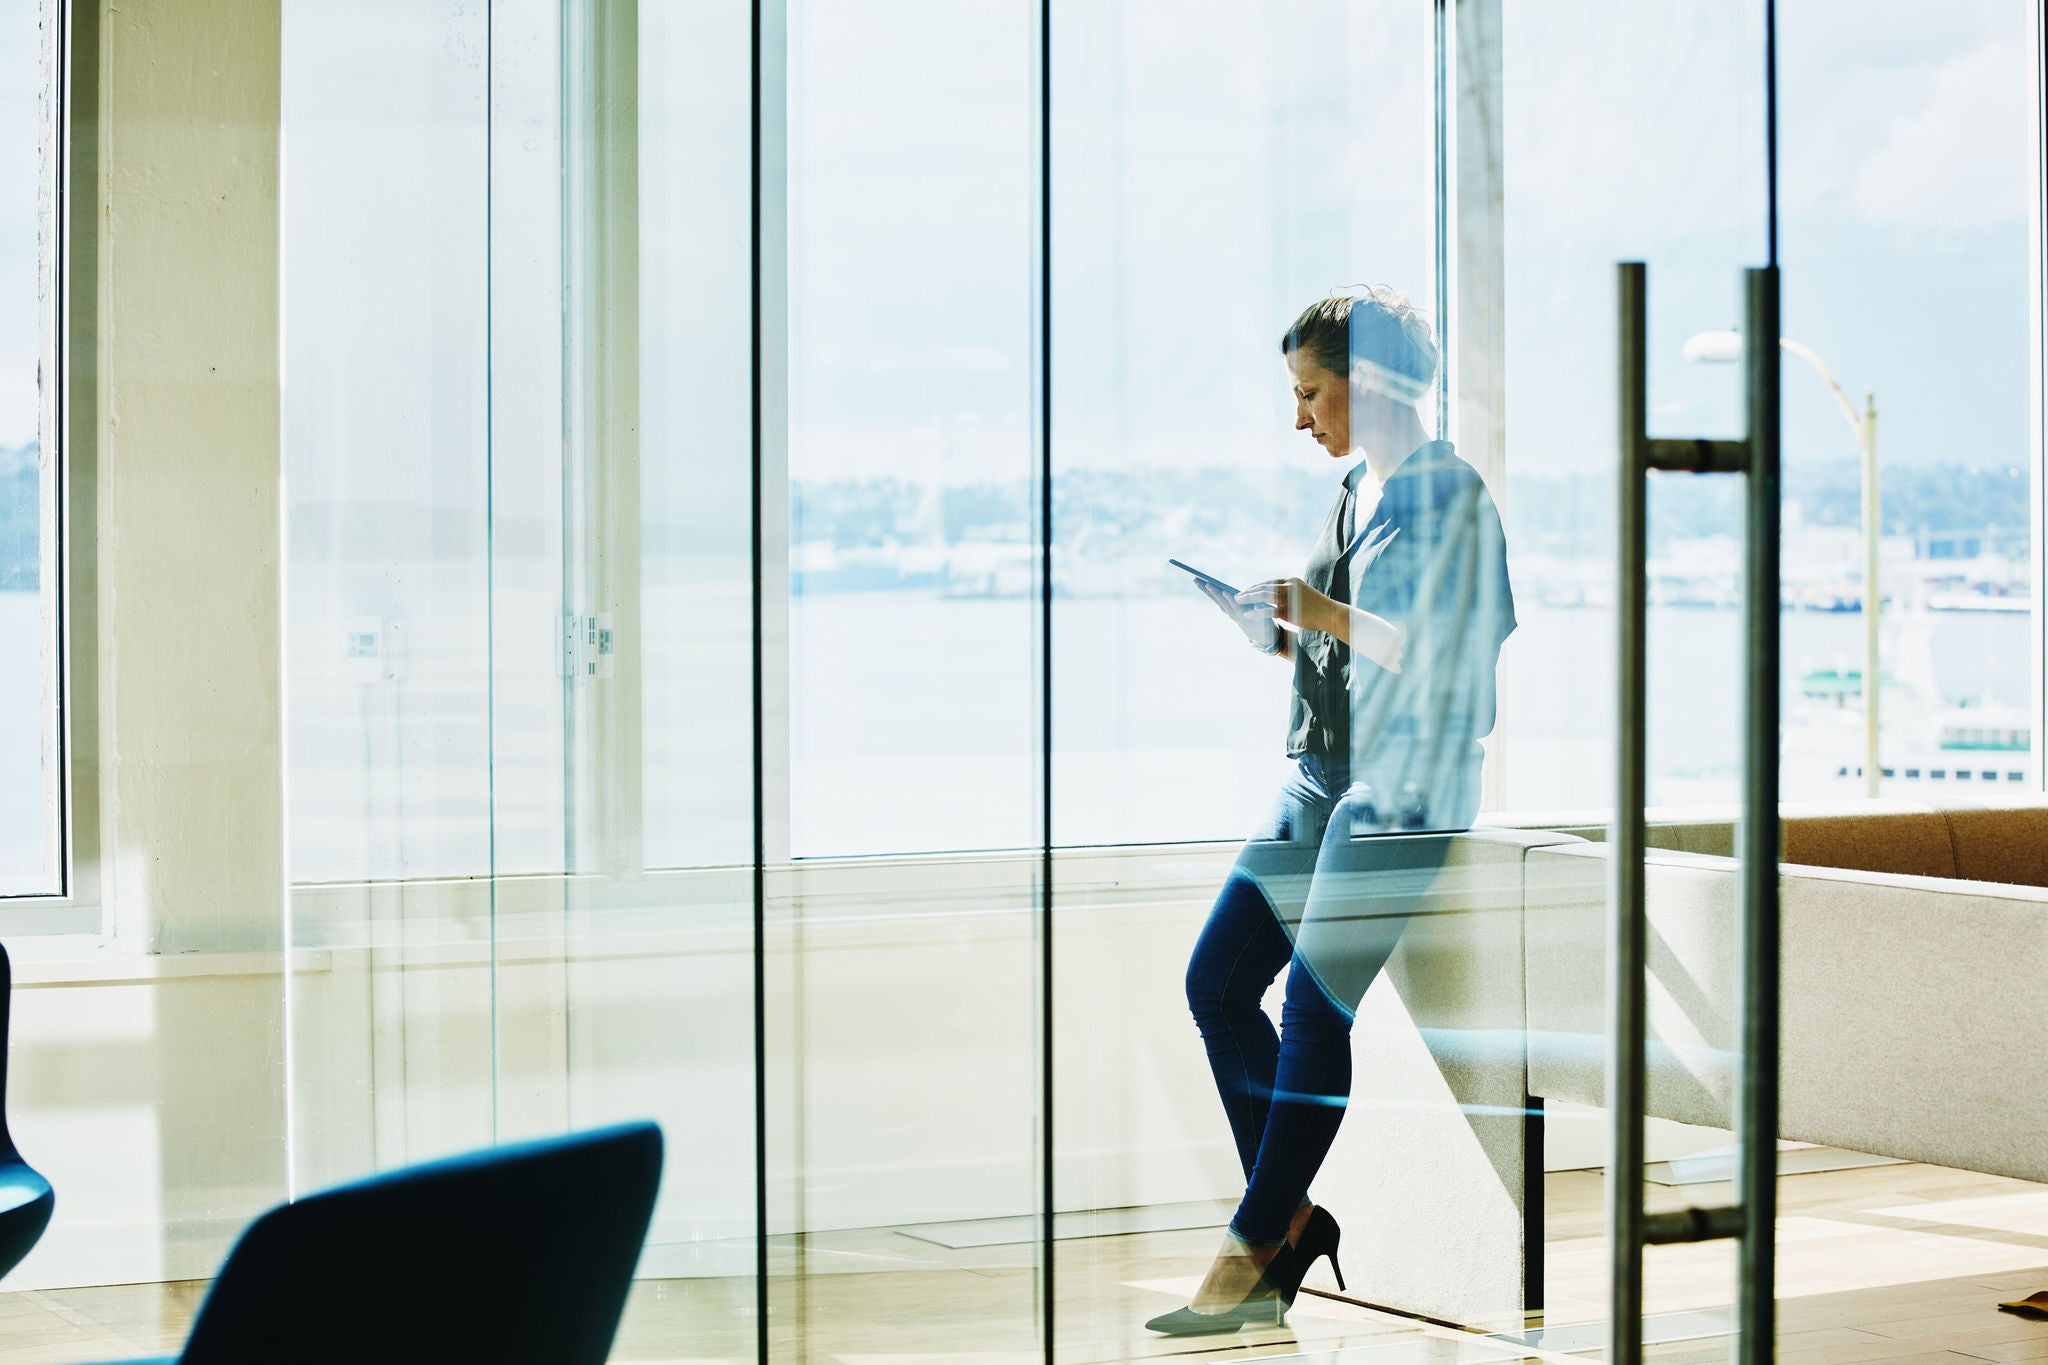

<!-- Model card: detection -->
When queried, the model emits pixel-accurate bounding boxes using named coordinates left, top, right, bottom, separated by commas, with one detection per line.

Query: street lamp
left=1685, top=330, right=1881, bottom=797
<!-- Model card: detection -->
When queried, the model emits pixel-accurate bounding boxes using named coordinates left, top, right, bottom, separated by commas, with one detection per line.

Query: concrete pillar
left=95, top=0, right=282, bottom=958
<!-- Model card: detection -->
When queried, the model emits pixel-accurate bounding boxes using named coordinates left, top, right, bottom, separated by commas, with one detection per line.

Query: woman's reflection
left=1149, top=287, right=1516, bottom=1336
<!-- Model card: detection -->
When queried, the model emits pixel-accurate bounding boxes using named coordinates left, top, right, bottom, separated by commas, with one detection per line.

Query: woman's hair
left=1280, top=285, right=1439, bottom=403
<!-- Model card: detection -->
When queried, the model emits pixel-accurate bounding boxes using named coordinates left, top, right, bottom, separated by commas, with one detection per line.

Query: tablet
left=1167, top=558, right=1242, bottom=600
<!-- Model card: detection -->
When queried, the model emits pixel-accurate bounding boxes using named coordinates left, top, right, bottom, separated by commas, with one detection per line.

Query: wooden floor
left=4, top=1162, right=2047, bottom=1363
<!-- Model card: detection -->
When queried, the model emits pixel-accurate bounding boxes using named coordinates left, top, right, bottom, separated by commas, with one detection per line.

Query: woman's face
left=1287, top=352, right=1349, bottom=458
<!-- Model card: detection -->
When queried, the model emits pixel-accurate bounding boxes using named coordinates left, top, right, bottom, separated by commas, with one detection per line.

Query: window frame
left=1, top=0, right=100, bottom=936
left=2032, top=0, right=2047, bottom=797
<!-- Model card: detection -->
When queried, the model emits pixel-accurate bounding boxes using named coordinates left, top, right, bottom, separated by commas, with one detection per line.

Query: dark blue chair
left=78, top=1121, right=662, bottom=1365
left=0, top=938, right=56, bottom=1282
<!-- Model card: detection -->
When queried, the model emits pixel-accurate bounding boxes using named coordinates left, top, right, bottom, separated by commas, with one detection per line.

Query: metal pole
left=1433, top=0, right=1450, bottom=442
left=1862, top=393, right=1880, bottom=796
left=1035, top=0, right=1056, bottom=1354
left=1738, top=265, right=1783, bottom=1365
left=1608, top=261, right=1650, bottom=1365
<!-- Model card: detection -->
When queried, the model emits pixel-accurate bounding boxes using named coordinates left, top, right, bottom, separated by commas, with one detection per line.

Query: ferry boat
left=1792, top=666, right=2034, bottom=792
left=1835, top=700, right=2033, bottom=790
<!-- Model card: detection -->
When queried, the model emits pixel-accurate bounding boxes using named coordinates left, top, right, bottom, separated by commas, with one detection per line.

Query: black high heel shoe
left=1290, top=1206, right=1347, bottom=1293
left=1143, top=1242, right=1301, bottom=1337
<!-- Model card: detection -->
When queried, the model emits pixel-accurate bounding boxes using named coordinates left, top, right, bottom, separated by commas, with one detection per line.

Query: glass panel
left=767, top=0, right=1045, bottom=1358
left=484, top=0, right=570, bottom=887
left=1757, top=0, right=2045, bottom=1346
left=639, top=2, right=756, bottom=874
left=1, top=0, right=60, bottom=898
left=1500, top=1, right=1766, bottom=1358
left=287, top=0, right=767, bottom=1351
left=1050, top=1, right=1772, bottom=1361
left=1047, top=4, right=1466, bottom=1360
left=783, top=0, right=1039, bottom=860
left=283, top=0, right=494, bottom=888
left=554, top=0, right=761, bottom=1354
left=1050, top=0, right=1435, bottom=850
left=282, top=0, right=498, bottom=1195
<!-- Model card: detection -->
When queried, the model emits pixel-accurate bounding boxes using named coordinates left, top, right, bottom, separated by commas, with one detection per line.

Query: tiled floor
left=4, top=1163, right=2047, bottom=1363
left=0, top=1279, right=198, bottom=1363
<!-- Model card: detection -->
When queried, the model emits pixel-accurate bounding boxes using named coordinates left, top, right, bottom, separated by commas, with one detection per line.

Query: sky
left=2, top=0, right=2040, bottom=481
left=1, top=0, right=46, bottom=450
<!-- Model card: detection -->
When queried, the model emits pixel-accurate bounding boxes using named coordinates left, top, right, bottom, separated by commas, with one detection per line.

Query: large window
left=283, top=0, right=499, bottom=886
left=1049, top=0, right=1434, bottom=848
left=782, top=0, right=1040, bottom=858
left=1498, top=1, right=2040, bottom=812
left=1, top=0, right=61, bottom=898
left=0, top=5, right=2037, bottom=1365
left=282, top=0, right=2048, bottom=881
left=780, top=0, right=1435, bottom=857
left=1774, top=2, right=2038, bottom=801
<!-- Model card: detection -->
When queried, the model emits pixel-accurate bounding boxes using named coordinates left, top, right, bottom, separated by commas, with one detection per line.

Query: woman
left=1148, top=287, right=1516, bottom=1336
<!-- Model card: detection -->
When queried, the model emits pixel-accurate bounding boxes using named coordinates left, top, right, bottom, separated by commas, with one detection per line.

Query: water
left=788, top=593, right=2032, bottom=852
left=5, top=589, right=2027, bottom=886
left=0, top=592, right=54, bottom=895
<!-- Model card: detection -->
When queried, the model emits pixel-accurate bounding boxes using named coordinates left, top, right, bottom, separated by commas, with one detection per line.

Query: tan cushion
left=1779, top=811, right=1957, bottom=879
left=1937, top=800, right=2048, bottom=887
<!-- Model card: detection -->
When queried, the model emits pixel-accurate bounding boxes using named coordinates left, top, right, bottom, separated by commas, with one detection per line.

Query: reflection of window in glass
left=777, top=0, right=1437, bottom=858
left=1496, top=2, right=1763, bottom=818
left=282, top=0, right=499, bottom=884
left=638, top=0, right=754, bottom=873
left=1049, top=1, right=1434, bottom=849
left=1, top=0, right=62, bottom=897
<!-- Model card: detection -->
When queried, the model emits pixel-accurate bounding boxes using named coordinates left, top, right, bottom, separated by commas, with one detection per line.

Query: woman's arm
left=1239, top=578, right=1403, bottom=673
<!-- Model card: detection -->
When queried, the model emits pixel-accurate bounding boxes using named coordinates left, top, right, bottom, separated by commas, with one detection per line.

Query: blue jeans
left=1185, top=750, right=1480, bottom=1245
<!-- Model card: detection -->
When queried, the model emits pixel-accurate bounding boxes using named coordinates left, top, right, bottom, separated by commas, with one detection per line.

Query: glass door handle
left=1610, top=261, right=1782, bottom=1365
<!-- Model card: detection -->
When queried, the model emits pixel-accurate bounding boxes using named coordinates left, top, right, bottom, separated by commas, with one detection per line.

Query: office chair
left=76, top=1121, right=663, bottom=1365
left=0, top=938, right=55, bottom=1282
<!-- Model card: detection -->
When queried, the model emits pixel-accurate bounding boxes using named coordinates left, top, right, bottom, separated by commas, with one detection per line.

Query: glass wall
left=1048, top=4, right=1457, bottom=1359
left=1500, top=1, right=1768, bottom=1350
left=770, top=0, right=1047, bottom=1348
left=558, top=0, right=762, bottom=1352
left=270, top=2, right=2045, bottom=1363
left=282, top=0, right=498, bottom=1213
left=281, top=0, right=767, bottom=1352
left=1498, top=2, right=1768, bottom=816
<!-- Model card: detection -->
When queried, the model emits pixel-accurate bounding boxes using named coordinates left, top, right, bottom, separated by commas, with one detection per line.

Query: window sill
left=6, top=936, right=329, bottom=987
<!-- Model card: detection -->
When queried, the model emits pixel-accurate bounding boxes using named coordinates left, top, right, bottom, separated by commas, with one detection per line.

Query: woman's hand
left=1193, top=578, right=1282, bottom=653
left=1239, top=578, right=1406, bottom=672
left=1237, top=577, right=1340, bottom=636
